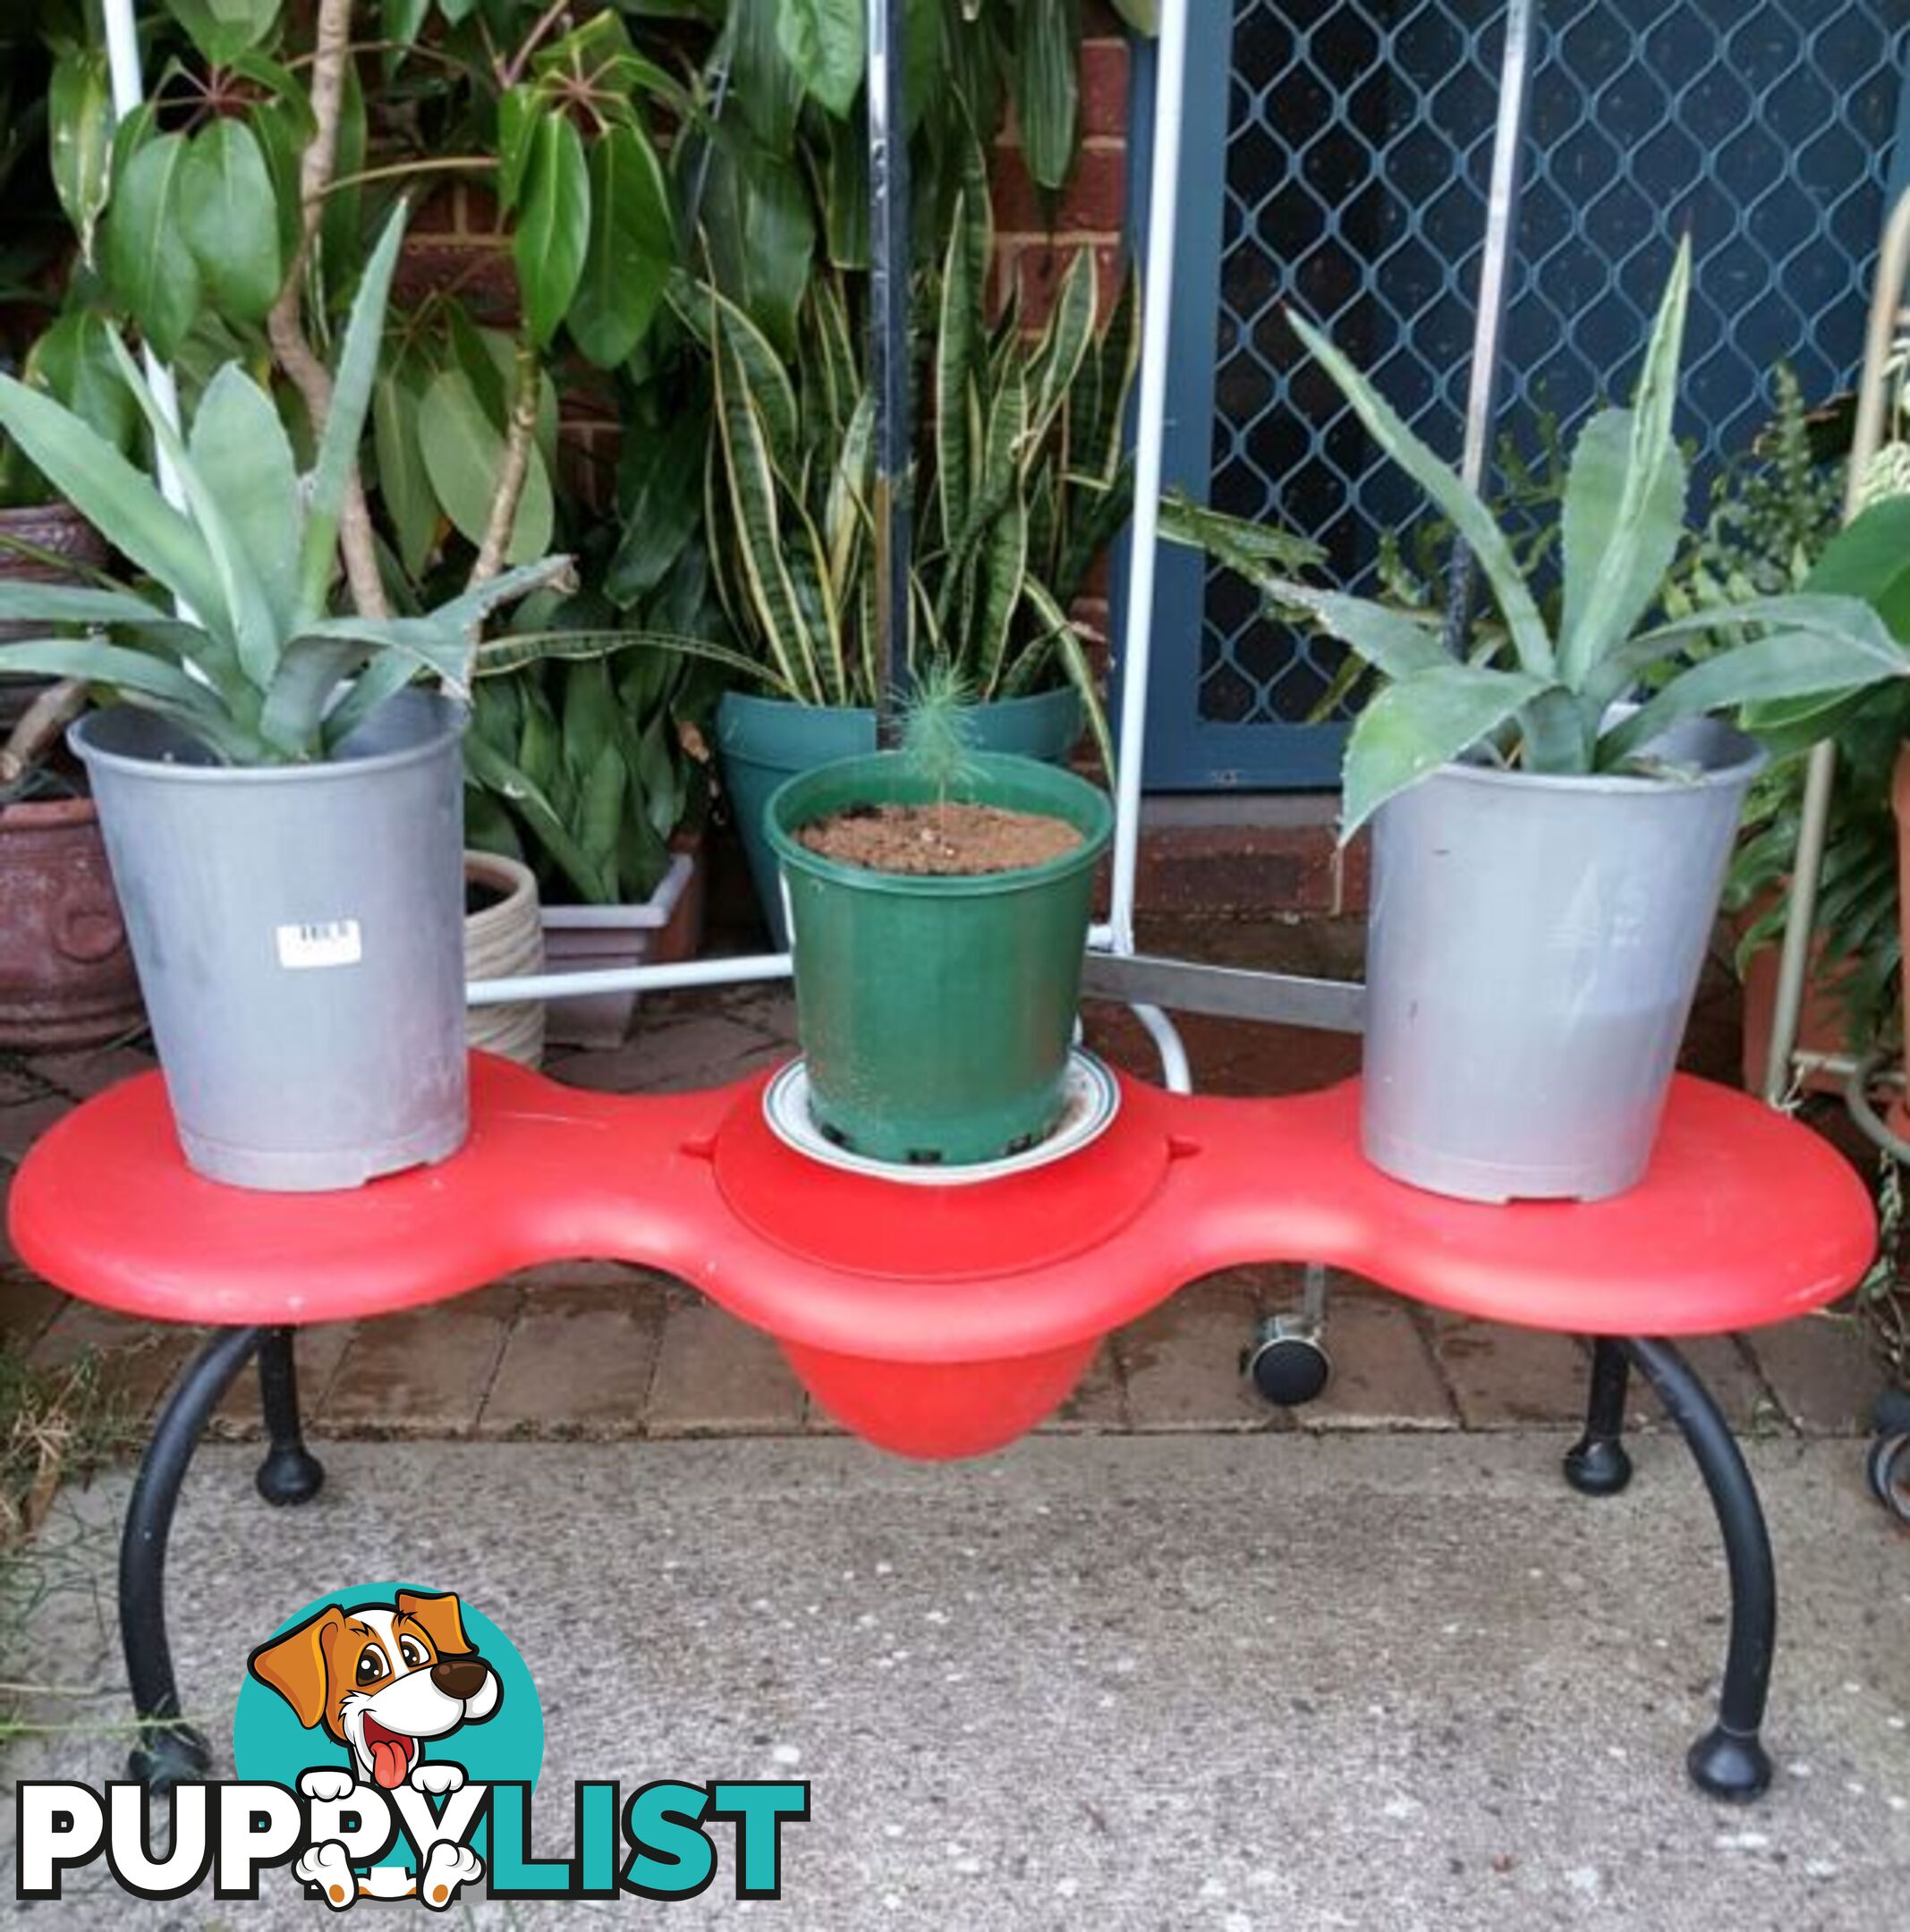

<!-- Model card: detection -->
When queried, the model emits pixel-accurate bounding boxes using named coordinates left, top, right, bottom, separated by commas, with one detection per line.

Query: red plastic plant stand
left=5, top=1054, right=1876, bottom=1802
left=9, top=1057, right=1872, bottom=1454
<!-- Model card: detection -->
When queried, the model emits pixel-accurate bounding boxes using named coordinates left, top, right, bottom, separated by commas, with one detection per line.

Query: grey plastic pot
left=71, top=691, right=470, bottom=1191
left=1361, top=717, right=1765, bottom=1203
left=717, top=685, right=1082, bottom=948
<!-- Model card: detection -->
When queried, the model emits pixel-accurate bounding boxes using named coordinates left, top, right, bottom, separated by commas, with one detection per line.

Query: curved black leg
left=255, top=1326, right=325, bottom=1505
left=1564, top=1337, right=1633, bottom=1496
left=1624, top=1336, right=1776, bottom=1803
left=121, top=1326, right=262, bottom=1792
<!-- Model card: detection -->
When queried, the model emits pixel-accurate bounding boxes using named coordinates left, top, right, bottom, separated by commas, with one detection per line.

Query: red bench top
left=8, top=1056, right=1874, bottom=1355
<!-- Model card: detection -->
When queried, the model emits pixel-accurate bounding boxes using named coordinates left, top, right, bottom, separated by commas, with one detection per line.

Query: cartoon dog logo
left=249, top=1589, right=499, bottom=1909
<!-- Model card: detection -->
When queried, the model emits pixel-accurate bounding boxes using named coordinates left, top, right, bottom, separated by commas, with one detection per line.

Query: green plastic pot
left=767, top=750, right=1113, bottom=1165
left=718, top=686, right=1083, bottom=948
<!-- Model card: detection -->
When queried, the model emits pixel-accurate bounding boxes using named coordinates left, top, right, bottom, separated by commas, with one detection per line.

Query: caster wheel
left=1865, top=1431, right=1910, bottom=1524
left=1243, top=1320, right=1331, bottom=1408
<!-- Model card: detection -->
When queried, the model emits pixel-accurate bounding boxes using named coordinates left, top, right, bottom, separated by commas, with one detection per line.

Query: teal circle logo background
left=233, top=1582, right=544, bottom=1789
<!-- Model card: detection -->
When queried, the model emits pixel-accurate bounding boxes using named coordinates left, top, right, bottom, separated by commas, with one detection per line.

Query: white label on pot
left=276, top=919, right=363, bottom=970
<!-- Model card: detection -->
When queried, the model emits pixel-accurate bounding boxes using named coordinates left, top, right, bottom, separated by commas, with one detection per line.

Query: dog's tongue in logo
left=362, top=1716, right=413, bottom=1791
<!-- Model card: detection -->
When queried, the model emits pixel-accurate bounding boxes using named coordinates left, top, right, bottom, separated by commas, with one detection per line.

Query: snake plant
left=700, top=168, right=1135, bottom=776
left=0, top=206, right=567, bottom=766
left=1163, top=240, right=1909, bottom=836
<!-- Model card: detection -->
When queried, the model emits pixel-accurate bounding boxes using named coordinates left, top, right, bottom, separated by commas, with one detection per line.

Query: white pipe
left=1133, top=1003, right=1193, bottom=1093
left=99, top=0, right=189, bottom=514
left=467, top=952, right=793, bottom=1006
left=1108, top=0, right=1188, bottom=957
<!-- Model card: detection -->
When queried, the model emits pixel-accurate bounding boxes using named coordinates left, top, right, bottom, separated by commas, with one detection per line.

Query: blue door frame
left=1129, top=2, right=1908, bottom=793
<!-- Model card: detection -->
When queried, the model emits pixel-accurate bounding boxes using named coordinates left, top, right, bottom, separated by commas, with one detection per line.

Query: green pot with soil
left=718, top=686, right=1083, bottom=948
left=767, top=750, right=1112, bottom=1166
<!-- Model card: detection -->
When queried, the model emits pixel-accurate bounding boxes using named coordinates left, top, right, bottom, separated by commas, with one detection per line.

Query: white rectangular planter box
left=540, top=852, right=697, bottom=1048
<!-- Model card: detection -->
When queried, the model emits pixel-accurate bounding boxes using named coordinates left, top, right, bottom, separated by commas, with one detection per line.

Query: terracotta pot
left=1736, top=892, right=1851, bottom=1097
left=464, top=851, right=545, bottom=1068
left=0, top=796, right=144, bottom=1049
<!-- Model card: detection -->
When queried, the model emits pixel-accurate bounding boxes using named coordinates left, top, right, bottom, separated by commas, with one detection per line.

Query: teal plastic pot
left=767, top=751, right=1112, bottom=1165
left=718, top=686, right=1082, bottom=947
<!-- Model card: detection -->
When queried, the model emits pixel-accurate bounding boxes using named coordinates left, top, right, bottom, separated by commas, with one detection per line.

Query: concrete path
left=4, top=1433, right=1907, bottom=1928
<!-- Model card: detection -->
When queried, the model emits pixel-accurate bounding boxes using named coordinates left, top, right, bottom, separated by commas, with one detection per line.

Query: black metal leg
left=121, top=1326, right=262, bottom=1792
left=254, top=1326, right=325, bottom=1506
left=1623, top=1336, right=1777, bottom=1803
left=1564, top=1337, right=1634, bottom=1496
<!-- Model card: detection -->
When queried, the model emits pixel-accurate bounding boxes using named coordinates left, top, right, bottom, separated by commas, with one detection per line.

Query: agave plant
left=0, top=207, right=567, bottom=765
left=1162, top=240, right=1909, bottom=835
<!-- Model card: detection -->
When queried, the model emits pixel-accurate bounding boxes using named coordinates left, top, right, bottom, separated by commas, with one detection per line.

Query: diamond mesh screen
left=1201, top=0, right=1905, bottom=741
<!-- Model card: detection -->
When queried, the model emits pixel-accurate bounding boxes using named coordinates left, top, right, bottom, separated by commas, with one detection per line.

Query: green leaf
left=1558, top=408, right=1687, bottom=680
left=249, top=98, right=309, bottom=267
left=1013, top=0, right=1082, bottom=193
left=0, top=581, right=171, bottom=629
left=166, top=0, right=282, bottom=65
left=48, top=47, right=113, bottom=261
left=1027, top=248, right=1097, bottom=453
left=1558, top=241, right=1692, bottom=685
left=936, top=187, right=987, bottom=548
left=1600, top=606, right=1909, bottom=766
left=1159, top=494, right=1329, bottom=583
left=693, top=131, right=814, bottom=361
left=671, top=276, right=800, bottom=467
left=21, top=311, right=137, bottom=458
left=777, top=0, right=866, bottom=120
left=426, top=556, right=575, bottom=640
left=568, top=125, right=675, bottom=369
left=577, top=739, right=627, bottom=883
left=463, top=728, right=608, bottom=903
left=176, top=119, right=282, bottom=326
left=474, top=627, right=795, bottom=696
left=1341, top=665, right=1549, bottom=838
left=105, top=334, right=282, bottom=688
left=102, top=133, right=202, bottom=359
left=298, top=204, right=407, bottom=622
left=607, top=404, right=707, bottom=604
left=730, top=0, right=805, bottom=158
left=1024, top=577, right=1115, bottom=782
left=514, top=112, right=590, bottom=349
left=417, top=368, right=555, bottom=567
left=187, top=365, right=301, bottom=636
left=1289, top=309, right=1555, bottom=677
left=497, top=87, right=538, bottom=214
left=373, top=368, right=438, bottom=581
left=0, top=634, right=216, bottom=710
left=711, top=329, right=820, bottom=702
left=1265, top=585, right=1450, bottom=684
left=0, top=370, right=226, bottom=634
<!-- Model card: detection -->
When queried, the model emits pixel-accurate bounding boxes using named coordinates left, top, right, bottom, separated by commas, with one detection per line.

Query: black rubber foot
left=1686, top=1725, right=1773, bottom=1802
left=1563, top=1436, right=1633, bottom=1496
left=1865, top=1431, right=1910, bottom=1522
left=130, top=1723, right=212, bottom=1793
left=255, top=1445, right=325, bottom=1506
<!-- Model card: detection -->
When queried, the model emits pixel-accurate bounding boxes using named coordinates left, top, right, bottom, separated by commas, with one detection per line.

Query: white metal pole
left=99, top=0, right=190, bottom=513
left=1108, top=0, right=1188, bottom=957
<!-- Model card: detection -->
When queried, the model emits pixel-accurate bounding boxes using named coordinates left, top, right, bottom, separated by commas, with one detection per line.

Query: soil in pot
left=798, top=801, right=1082, bottom=876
